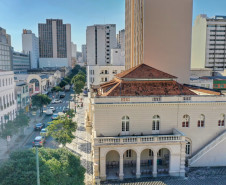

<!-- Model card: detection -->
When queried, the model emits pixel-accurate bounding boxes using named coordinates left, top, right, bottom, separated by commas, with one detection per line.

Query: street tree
left=59, top=80, right=68, bottom=88
left=31, top=94, right=51, bottom=115
left=73, top=80, right=85, bottom=94
left=0, top=148, right=85, bottom=185
left=63, top=77, right=71, bottom=84
left=71, top=73, right=86, bottom=84
left=14, top=110, right=29, bottom=135
left=48, top=116, right=77, bottom=147
left=51, top=86, right=62, bottom=92
left=0, top=120, right=18, bottom=140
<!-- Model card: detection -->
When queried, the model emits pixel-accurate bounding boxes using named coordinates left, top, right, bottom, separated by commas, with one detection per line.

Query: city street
left=22, top=90, right=75, bottom=149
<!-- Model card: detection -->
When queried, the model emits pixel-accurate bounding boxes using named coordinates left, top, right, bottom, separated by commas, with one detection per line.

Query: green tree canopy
left=71, top=73, right=86, bottom=85
left=31, top=94, right=51, bottom=115
left=63, top=77, right=71, bottom=84
left=0, top=120, right=18, bottom=139
left=59, top=80, right=68, bottom=88
left=14, top=110, right=29, bottom=129
left=73, top=80, right=85, bottom=94
left=0, top=148, right=85, bottom=185
left=51, top=86, right=62, bottom=92
left=48, top=116, right=77, bottom=147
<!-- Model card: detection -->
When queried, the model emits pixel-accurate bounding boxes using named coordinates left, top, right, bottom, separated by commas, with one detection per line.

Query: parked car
left=32, top=136, right=45, bottom=147
left=46, top=109, right=53, bottom=115
left=59, top=91, right=66, bottom=98
left=51, top=113, right=59, bottom=120
left=49, top=107, right=56, bottom=112
left=63, top=107, right=69, bottom=113
left=34, top=123, right=45, bottom=131
left=51, top=99, right=62, bottom=104
left=65, top=84, right=70, bottom=91
left=40, top=128, right=48, bottom=137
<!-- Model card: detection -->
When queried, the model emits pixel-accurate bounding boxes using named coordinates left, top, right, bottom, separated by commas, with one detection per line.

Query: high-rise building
left=117, top=29, right=125, bottom=52
left=0, top=27, right=12, bottom=71
left=191, top=15, right=226, bottom=72
left=86, top=24, right=117, bottom=66
left=86, top=24, right=125, bottom=89
left=125, top=0, right=193, bottom=84
left=71, top=42, right=77, bottom=58
left=22, top=29, right=39, bottom=69
left=38, top=19, right=71, bottom=68
left=81, top=44, right=87, bottom=63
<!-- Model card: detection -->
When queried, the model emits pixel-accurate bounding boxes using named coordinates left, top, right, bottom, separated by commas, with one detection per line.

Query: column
left=100, top=150, right=106, bottom=181
left=180, top=143, right=186, bottom=177
left=136, top=153, right=141, bottom=178
left=119, top=153, right=124, bottom=180
left=152, top=152, right=157, bottom=177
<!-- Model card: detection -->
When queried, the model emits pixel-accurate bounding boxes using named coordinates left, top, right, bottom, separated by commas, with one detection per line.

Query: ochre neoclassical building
left=86, top=64, right=226, bottom=183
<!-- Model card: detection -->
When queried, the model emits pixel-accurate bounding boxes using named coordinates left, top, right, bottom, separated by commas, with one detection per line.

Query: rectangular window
left=183, top=97, right=191, bottom=101
left=149, top=150, right=153, bottom=157
left=126, top=150, right=132, bottom=158
left=152, top=97, right=161, bottom=102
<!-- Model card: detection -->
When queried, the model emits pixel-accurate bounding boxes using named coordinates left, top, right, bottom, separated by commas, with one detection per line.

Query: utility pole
left=36, top=147, right=40, bottom=185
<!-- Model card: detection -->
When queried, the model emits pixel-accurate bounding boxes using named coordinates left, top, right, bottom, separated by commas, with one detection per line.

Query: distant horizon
left=1, top=0, right=226, bottom=52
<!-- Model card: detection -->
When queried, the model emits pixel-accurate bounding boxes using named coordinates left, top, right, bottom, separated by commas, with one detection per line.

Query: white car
left=49, top=107, right=56, bottom=112
left=51, top=99, right=62, bottom=104
left=46, top=109, right=53, bottom=115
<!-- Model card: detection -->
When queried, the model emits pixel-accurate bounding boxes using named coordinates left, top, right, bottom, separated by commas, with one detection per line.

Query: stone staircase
left=189, top=130, right=226, bottom=166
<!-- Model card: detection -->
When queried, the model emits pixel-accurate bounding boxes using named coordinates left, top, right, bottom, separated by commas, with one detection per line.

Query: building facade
left=0, top=27, right=12, bottom=71
left=0, top=71, right=17, bottom=125
left=191, top=15, right=226, bottom=72
left=86, top=24, right=117, bottom=66
left=38, top=19, right=71, bottom=67
left=86, top=64, right=226, bottom=183
left=125, top=0, right=193, bottom=84
left=117, top=29, right=125, bottom=52
left=82, top=44, right=87, bottom=63
left=12, top=51, right=30, bottom=74
left=15, top=81, right=30, bottom=111
left=22, top=29, right=39, bottom=69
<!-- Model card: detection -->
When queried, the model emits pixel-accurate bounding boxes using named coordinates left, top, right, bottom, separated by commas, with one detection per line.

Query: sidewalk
left=66, top=94, right=93, bottom=185
left=0, top=111, right=45, bottom=163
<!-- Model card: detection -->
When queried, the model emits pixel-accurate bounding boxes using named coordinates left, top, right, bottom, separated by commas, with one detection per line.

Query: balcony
left=94, top=129, right=185, bottom=146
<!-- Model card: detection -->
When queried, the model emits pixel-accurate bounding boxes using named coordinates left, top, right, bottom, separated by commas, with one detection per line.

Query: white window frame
left=121, top=116, right=129, bottom=135
left=152, top=115, right=160, bottom=134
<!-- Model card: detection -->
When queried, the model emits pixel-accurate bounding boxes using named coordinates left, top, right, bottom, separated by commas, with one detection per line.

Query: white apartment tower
left=82, top=44, right=87, bottom=63
left=22, top=29, right=39, bottom=69
left=117, top=29, right=125, bottom=52
left=125, top=0, right=193, bottom=84
left=87, top=24, right=124, bottom=89
left=71, top=42, right=77, bottom=58
left=191, top=15, right=226, bottom=72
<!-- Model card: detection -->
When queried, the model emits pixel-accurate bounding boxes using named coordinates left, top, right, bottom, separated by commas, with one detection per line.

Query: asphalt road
left=22, top=90, right=75, bottom=149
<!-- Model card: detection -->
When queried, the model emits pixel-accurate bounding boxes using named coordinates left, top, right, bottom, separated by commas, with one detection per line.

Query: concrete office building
left=125, top=0, right=193, bottom=84
left=38, top=19, right=71, bottom=68
left=22, top=29, right=39, bottom=69
left=12, top=51, right=30, bottom=74
left=191, top=15, right=226, bottom=72
left=82, top=44, right=87, bottom=63
left=71, top=42, right=77, bottom=58
left=0, top=27, right=12, bottom=71
left=117, top=29, right=125, bottom=52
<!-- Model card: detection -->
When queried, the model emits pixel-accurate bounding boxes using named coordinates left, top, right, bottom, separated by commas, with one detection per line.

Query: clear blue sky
left=1, top=0, right=226, bottom=52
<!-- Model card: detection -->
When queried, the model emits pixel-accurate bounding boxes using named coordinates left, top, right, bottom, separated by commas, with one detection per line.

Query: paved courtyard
left=101, top=167, right=226, bottom=185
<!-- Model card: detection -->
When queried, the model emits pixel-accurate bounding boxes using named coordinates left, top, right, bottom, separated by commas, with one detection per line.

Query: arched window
left=198, top=114, right=205, bottom=127
left=218, top=114, right=225, bottom=127
left=182, top=115, right=190, bottom=127
left=122, top=116, right=129, bottom=132
left=152, top=115, right=160, bottom=131
left=186, top=140, right=191, bottom=155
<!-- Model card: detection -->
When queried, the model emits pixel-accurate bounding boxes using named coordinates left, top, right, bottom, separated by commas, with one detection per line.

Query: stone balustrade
left=95, top=131, right=185, bottom=146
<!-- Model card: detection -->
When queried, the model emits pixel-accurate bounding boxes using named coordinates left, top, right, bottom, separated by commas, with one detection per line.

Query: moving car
left=51, top=99, right=62, bottom=104
left=46, top=109, right=53, bottom=115
left=34, top=123, right=45, bottom=131
left=51, top=113, right=59, bottom=120
left=49, top=107, right=56, bottom=112
left=59, top=91, right=66, bottom=98
left=40, top=128, right=48, bottom=137
left=32, top=136, right=45, bottom=147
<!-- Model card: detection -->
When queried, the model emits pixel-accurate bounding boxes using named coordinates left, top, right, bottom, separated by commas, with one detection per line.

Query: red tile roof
left=116, top=64, right=177, bottom=79
left=96, top=64, right=196, bottom=97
